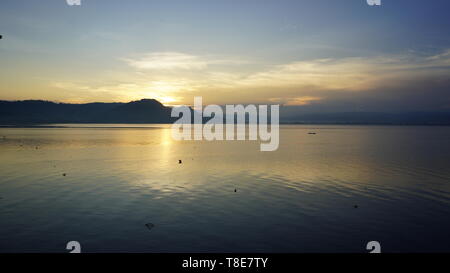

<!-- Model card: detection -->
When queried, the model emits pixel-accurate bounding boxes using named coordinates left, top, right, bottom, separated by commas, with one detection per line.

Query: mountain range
left=0, top=99, right=174, bottom=124
left=1, top=99, right=450, bottom=125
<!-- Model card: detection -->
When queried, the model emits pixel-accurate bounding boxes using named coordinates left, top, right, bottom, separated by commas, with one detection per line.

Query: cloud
left=50, top=49, right=450, bottom=110
left=122, top=52, right=248, bottom=71
left=123, top=52, right=208, bottom=70
left=235, top=52, right=450, bottom=92
left=282, top=96, right=323, bottom=106
left=423, top=49, right=450, bottom=67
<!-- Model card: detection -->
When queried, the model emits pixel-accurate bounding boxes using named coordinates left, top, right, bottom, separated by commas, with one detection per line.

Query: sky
left=1, top=0, right=450, bottom=113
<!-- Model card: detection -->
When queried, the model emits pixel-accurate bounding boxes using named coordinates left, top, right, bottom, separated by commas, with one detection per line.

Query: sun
left=133, top=81, right=185, bottom=105
left=156, top=96, right=178, bottom=105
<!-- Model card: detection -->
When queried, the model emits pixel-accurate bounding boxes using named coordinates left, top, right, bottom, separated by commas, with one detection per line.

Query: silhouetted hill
left=0, top=99, right=174, bottom=124
left=1, top=99, right=450, bottom=125
left=104, top=99, right=173, bottom=123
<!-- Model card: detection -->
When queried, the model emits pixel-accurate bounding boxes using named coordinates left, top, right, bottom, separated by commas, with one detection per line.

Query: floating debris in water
left=354, top=205, right=358, bottom=208
left=308, top=132, right=317, bottom=135
left=234, top=189, right=237, bottom=192
left=145, top=223, right=155, bottom=231
left=179, top=160, right=182, bottom=164
left=62, top=173, right=67, bottom=177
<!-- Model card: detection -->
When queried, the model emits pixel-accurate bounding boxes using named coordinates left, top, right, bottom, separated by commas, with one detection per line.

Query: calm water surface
left=0, top=125, right=449, bottom=252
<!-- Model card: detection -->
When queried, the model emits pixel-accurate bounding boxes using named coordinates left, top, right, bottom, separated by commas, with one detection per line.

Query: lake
left=0, top=124, right=449, bottom=252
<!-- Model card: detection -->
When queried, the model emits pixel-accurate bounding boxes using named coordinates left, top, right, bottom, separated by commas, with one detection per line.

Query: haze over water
left=0, top=124, right=449, bottom=252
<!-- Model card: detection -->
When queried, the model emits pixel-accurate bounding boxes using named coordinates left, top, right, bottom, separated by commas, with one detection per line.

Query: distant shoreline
left=2, top=99, right=450, bottom=126
left=1, top=123, right=450, bottom=128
